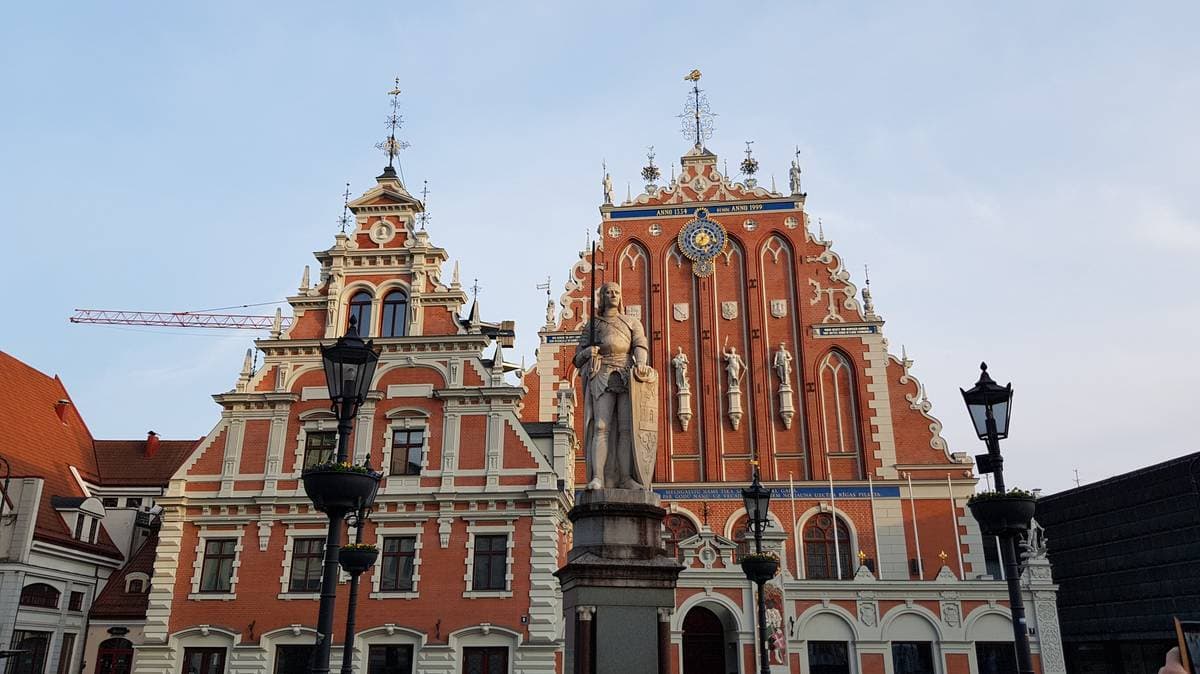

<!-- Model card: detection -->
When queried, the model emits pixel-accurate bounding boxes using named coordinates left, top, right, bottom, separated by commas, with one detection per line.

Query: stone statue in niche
left=723, top=342, right=745, bottom=430
left=774, top=342, right=796, bottom=430
left=574, top=282, right=659, bottom=490
left=672, top=347, right=693, bottom=432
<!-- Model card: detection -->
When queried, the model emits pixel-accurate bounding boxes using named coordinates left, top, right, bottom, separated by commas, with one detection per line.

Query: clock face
left=677, top=209, right=727, bottom=274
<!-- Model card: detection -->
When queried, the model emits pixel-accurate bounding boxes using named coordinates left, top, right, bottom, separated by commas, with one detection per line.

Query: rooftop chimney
left=54, top=399, right=71, bottom=422
left=145, top=431, right=160, bottom=458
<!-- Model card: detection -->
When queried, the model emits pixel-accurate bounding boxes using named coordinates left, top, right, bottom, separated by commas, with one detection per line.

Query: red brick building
left=523, top=140, right=1067, bottom=674
left=132, top=167, right=570, bottom=674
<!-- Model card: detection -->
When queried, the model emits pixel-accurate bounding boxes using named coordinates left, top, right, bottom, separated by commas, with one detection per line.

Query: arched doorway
left=682, top=604, right=741, bottom=674
left=96, top=637, right=134, bottom=674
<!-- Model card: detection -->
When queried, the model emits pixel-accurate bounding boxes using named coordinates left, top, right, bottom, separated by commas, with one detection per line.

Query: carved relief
left=720, top=301, right=738, bottom=320
left=673, top=303, right=689, bottom=322
left=770, top=299, right=787, bottom=318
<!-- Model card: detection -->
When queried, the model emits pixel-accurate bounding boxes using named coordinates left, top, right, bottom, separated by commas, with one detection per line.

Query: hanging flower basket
left=301, top=462, right=382, bottom=514
left=740, top=553, right=779, bottom=584
left=968, top=490, right=1036, bottom=536
left=338, top=544, right=378, bottom=575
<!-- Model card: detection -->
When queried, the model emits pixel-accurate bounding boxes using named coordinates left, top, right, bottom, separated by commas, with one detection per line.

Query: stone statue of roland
left=574, top=282, right=659, bottom=491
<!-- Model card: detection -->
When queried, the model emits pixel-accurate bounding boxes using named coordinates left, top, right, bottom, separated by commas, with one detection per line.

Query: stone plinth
left=556, top=489, right=683, bottom=674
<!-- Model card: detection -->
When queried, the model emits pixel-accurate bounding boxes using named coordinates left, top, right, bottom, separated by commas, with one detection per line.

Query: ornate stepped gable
left=524, top=144, right=957, bottom=487
left=143, top=166, right=570, bottom=670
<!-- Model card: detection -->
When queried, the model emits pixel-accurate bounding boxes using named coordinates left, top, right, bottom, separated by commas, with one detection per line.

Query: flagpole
left=947, top=473, right=964, bottom=579
left=907, top=472, right=924, bottom=580
left=868, top=471, right=882, bottom=579
left=827, top=455, right=841, bottom=580
left=789, top=472, right=799, bottom=577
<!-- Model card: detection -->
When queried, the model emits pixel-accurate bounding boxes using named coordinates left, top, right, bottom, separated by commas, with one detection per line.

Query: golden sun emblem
left=692, top=230, right=713, bottom=249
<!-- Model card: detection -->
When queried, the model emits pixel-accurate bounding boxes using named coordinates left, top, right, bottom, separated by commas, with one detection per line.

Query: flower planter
left=968, top=494, right=1036, bottom=536
left=740, top=556, right=779, bottom=584
left=301, top=468, right=381, bottom=513
left=338, top=548, right=378, bottom=575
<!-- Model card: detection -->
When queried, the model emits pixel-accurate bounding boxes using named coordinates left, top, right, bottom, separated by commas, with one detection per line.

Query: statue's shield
left=628, top=367, right=660, bottom=487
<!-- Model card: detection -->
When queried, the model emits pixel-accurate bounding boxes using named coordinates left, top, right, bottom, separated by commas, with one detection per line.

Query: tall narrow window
left=663, top=514, right=698, bottom=563
left=471, top=535, right=507, bottom=591
left=7, top=630, right=50, bottom=674
left=380, top=536, right=417, bottom=591
left=380, top=290, right=409, bottom=337
left=56, top=633, right=76, bottom=674
left=390, top=429, right=424, bottom=476
left=348, top=291, right=373, bottom=336
left=818, top=351, right=863, bottom=469
left=803, top=514, right=853, bottom=580
left=288, top=538, right=324, bottom=592
left=303, top=431, right=337, bottom=468
left=199, top=539, right=237, bottom=593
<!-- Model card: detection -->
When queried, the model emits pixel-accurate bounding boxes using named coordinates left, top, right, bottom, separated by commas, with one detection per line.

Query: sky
left=2, top=2, right=1197, bottom=495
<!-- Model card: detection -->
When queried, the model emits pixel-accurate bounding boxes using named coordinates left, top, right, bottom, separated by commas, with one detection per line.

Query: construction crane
left=70, top=309, right=293, bottom=331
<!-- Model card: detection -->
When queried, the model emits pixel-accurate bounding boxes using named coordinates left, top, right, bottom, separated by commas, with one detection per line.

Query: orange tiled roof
left=90, top=533, right=159, bottom=619
left=94, top=439, right=200, bottom=486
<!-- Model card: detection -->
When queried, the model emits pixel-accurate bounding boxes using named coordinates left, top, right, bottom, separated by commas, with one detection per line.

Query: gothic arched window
left=663, top=514, right=698, bottom=562
left=731, top=515, right=751, bottom=562
left=380, top=290, right=409, bottom=337
left=818, top=350, right=863, bottom=463
left=348, top=291, right=373, bottom=336
left=803, top=513, right=853, bottom=580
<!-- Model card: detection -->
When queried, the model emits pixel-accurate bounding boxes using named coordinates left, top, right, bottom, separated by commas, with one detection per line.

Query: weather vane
left=679, top=69, right=715, bottom=149
left=740, top=140, right=758, bottom=177
left=375, top=77, right=411, bottom=172
left=337, top=182, right=352, bottom=233
left=418, top=180, right=430, bottom=230
left=471, top=278, right=481, bottom=301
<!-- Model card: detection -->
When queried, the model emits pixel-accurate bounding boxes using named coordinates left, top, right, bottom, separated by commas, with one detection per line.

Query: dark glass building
left=1035, top=452, right=1200, bottom=673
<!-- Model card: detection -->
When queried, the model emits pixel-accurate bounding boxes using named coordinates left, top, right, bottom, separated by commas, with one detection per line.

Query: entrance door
left=682, top=606, right=726, bottom=674
left=96, top=638, right=134, bottom=674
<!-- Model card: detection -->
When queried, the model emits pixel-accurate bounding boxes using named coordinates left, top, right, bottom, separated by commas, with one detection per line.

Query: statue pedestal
left=556, top=489, right=683, bottom=674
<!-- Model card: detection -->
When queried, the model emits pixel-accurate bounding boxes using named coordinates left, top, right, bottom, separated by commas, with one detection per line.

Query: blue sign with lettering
left=607, top=200, right=799, bottom=220
left=574, top=486, right=901, bottom=500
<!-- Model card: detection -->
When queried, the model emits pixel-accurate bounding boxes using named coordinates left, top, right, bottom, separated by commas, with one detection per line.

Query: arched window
left=348, top=291, right=373, bottom=335
left=97, top=638, right=134, bottom=674
left=663, top=514, right=698, bottom=562
left=380, top=290, right=409, bottom=337
left=731, top=515, right=751, bottom=562
left=19, top=583, right=60, bottom=608
left=803, top=513, right=853, bottom=580
left=818, top=351, right=863, bottom=466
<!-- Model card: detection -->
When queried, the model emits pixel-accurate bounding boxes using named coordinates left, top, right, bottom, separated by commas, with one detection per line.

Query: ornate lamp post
left=961, top=363, right=1034, bottom=674
left=740, top=464, right=774, bottom=674
left=306, top=317, right=381, bottom=674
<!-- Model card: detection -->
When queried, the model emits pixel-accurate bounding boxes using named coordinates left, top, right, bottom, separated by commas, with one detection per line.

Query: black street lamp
left=740, top=465, right=774, bottom=674
left=961, top=362, right=1034, bottom=674
left=308, top=317, right=381, bottom=674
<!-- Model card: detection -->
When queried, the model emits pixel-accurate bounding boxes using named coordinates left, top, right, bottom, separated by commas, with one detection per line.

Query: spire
left=490, top=341, right=506, bottom=381
left=241, top=348, right=253, bottom=376
left=451, top=260, right=461, bottom=288
left=337, top=183, right=352, bottom=233
left=299, top=265, right=310, bottom=293
left=467, top=278, right=481, bottom=332
left=271, top=307, right=283, bottom=339
left=537, top=276, right=554, bottom=328
left=418, top=180, right=430, bottom=230
left=679, top=69, right=715, bottom=151
left=740, top=140, right=759, bottom=187
left=641, top=146, right=661, bottom=189
left=375, top=77, right=410, bottom=182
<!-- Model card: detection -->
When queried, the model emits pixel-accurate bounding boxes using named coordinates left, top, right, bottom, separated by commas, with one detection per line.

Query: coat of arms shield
left=770, top=299, right=788, bottom=318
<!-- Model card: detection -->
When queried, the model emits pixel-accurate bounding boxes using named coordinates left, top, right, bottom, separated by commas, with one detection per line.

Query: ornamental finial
left=679, top=70, right=715, bottom=149
left=375, top=77, right=411, bottom=177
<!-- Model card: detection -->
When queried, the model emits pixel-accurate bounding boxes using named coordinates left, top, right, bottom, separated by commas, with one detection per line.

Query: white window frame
left=278, top=526, right=328, bottom=599
left=380, top=413, right=430, bottom=491
left=462, top=521, right=515, bottom=598
left=189, top=528, right=244, bottom=600
left=293, top=411, right=339, bottom=477
left=369, top=525, right=424, bottom=599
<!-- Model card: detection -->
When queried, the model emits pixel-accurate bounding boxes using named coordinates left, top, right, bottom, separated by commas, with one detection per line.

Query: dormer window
left=129, top=579, right=143, bottom=593
left=348, top=291, right=373, bottom=335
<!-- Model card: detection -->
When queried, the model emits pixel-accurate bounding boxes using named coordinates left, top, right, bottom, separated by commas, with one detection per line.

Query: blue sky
left=2, top=2, right=1197, bottom=493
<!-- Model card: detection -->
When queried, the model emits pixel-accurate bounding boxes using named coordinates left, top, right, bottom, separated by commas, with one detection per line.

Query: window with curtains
left=380, top=290, right=409, bottom=337
left=803, top=514, right=853, bottom=580
left=817, top=351, right=863, bottom=471
left=348, top=291, right=373, bottom=335
left=663, top=514, right=698, bottom=562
